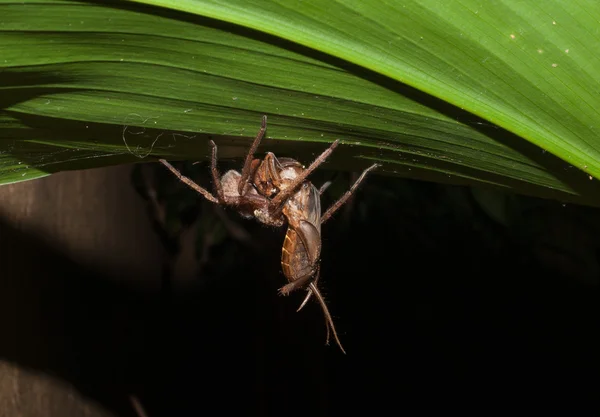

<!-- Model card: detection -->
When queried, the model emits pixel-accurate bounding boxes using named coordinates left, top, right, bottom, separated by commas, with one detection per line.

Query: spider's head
left=253, top=153, right=281, bottom=198
left=254, top=178, right=278, bottom=198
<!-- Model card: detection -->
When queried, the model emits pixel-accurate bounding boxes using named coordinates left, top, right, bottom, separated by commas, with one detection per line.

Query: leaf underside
left=2, top=1, right=600, bottom=205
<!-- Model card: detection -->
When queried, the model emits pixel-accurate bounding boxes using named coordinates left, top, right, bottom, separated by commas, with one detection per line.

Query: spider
left=159, top=116, right=379, bottom=352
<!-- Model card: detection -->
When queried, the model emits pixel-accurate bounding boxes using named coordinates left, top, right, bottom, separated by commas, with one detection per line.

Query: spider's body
left=219, top=169, right=285, bottom=227
left=159, top=115, right=378, bottom=353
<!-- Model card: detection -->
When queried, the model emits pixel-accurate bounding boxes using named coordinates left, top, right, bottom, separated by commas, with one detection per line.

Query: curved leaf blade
left=1, top=1, right=599, bottom=205
left=140, top=0, right=600, bottom=177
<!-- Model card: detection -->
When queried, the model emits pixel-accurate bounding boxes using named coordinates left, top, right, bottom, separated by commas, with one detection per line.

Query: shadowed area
left=0, top=164, right=597, bottom=416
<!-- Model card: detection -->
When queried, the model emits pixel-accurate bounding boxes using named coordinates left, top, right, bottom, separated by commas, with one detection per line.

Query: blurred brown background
left=0, top=165, right=158, bottom=417
left=0, top=163, right=597, bottom=417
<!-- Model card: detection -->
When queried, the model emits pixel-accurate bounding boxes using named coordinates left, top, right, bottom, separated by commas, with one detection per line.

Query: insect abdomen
left=281, top=228, right=312, bottom=281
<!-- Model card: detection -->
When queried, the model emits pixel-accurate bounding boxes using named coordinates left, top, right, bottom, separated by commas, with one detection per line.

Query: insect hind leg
left=278, top=270, right=316, bottom=296
left=296, top=266, right=323, bottom=312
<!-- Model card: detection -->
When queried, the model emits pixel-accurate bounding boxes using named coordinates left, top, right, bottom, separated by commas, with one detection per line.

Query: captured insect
left=159, top=116, right=379, bottom=353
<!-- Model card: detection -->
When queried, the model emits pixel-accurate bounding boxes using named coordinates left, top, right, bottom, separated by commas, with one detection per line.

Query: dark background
left=0, top=163, right=598, bottom=416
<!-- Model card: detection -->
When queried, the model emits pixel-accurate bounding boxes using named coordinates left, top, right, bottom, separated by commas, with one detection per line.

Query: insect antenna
left=308, top=282, right=346, bottom=354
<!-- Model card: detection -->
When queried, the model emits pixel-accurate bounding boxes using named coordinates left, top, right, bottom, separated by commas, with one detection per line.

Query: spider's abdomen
left=221, top=170, right=242, bottom=198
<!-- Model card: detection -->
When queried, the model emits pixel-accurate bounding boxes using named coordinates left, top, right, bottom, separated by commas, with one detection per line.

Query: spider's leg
left=269, top=140, right=340, bottom=212
left=321, top=163, right=379, bottom=224
left=238, top=115, right=267, bottom=195
left=159, top=159, right=219, bottom=204
left=209, top=140, right=226, bottom=202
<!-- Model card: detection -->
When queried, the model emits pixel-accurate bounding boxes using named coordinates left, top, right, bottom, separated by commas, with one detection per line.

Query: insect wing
left=306, top=184, right=321, bottom=232
left=292, top=183, right=321, bottom=232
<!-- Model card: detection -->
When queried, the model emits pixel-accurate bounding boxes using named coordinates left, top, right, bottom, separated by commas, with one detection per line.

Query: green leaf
left=2, top=1, right=600, bottom=205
